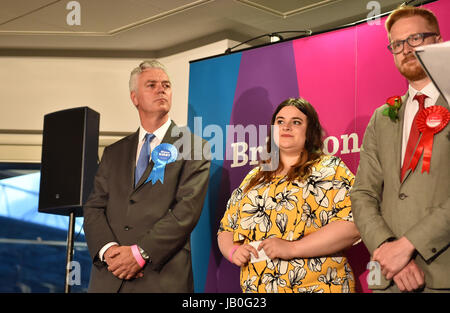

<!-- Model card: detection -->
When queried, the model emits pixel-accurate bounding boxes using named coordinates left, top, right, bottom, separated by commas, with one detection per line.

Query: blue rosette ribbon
left=145, top=143, right=178, bottom=185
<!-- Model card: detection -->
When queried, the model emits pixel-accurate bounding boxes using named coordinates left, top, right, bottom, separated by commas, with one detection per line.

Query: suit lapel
left=435, top=94, right=449, bottom=110
left=160, top=120, right=181, bottom=145
left=396, top=93, right=409, bottom=184
left=121, top=130, right=139, bottom=191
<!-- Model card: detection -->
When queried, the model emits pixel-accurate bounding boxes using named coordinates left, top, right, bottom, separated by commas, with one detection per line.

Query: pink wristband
left=228, top=245, right=239, bottom=263
left=131, top=244, right=146, bottom=268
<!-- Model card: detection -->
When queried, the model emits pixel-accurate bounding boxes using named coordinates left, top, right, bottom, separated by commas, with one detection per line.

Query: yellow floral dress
left=218, top=155, right=356, bottom=293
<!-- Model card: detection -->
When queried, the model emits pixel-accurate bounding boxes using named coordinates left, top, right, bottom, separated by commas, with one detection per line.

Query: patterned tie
left=401, top=93, right=427, bottom=181
left=135, top=133, right=155, bottom=186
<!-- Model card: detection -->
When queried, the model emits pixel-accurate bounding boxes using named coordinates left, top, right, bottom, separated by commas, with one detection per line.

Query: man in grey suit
left=351, top=6, right=449, bottom=292
left=83, top=60, right=211, bottom=292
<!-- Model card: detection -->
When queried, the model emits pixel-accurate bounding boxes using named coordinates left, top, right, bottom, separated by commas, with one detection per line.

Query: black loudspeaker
left=38, top=107, right=100, bottom=217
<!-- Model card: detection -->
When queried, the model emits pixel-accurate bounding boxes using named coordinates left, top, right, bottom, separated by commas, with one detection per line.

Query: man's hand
left=105, top=245, right=144, bottom=280
left=372, top=236, right=416, bottom=280
left=104, top=245, right=120, bottom=264
left=393, top=259, right=425, bottom=292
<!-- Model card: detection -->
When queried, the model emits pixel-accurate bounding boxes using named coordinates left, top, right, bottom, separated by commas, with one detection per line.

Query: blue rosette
left=145, top=143, right=178, bottom=185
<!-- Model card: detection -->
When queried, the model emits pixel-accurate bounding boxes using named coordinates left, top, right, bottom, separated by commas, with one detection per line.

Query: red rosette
left=408, top=106, right=450, bottom=174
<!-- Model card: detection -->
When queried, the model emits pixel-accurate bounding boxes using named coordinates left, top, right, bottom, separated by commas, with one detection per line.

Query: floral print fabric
left=218, top=155, right=356, bottom=293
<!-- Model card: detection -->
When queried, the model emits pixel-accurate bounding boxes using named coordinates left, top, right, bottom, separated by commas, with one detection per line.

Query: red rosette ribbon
left=408, top=106, right=450, bottom=174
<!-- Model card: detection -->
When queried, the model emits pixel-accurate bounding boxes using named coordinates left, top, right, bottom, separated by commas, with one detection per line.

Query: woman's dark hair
left=244, top=98, right=324, bottom=192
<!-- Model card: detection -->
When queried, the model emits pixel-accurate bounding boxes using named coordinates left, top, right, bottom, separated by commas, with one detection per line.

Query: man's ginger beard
left=397, top=54, right=427, bottom=81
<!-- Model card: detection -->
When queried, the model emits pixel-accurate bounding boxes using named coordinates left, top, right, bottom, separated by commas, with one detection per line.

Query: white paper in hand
left=249, top=241, right=271, bottom=263
left=415, top=41, right=450, bottom=104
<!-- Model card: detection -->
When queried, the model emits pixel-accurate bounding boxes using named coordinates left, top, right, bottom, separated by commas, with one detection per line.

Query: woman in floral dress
left=217, top=98, right=360, bottom=293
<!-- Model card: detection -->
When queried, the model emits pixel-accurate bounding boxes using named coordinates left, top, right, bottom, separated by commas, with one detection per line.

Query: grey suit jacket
left=351, top=93, right=450, bottom=290
left=83, top=121, right=211, bottom=292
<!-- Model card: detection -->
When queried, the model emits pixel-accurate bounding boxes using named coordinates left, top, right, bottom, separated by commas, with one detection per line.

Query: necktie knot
left=413, top=93, right=428, bottom=111
left=143, top=132, right=155, bottom=145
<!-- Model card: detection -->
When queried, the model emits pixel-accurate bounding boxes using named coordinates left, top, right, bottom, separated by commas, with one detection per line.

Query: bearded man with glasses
left=351, top=5, right=449, bottom=293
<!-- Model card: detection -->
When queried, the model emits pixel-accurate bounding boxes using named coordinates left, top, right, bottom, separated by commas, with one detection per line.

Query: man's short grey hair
left=129, top=60, right=170, bottom=93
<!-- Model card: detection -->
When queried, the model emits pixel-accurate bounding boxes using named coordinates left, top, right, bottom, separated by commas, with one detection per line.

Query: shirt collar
left=138, top=118, right=172, bottom=143
left=408, top=82, right=440, bottom=102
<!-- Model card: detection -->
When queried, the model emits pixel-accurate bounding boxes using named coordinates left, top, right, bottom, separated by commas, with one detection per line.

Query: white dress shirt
left=135, top=118, right=172, bottom=165
left=401, top=82, right=440, bottom=167
left=98, top=118, right=172, bottom=261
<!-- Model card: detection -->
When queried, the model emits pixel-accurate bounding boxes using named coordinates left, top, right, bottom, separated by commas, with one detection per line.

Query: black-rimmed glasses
left=387, top=32, right=438, bottom=54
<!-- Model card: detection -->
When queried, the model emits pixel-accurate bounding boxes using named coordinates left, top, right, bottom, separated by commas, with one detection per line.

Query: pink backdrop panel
left=292, top=27, right=371, bottom=293
left=293, top=27, right=359, bottom=173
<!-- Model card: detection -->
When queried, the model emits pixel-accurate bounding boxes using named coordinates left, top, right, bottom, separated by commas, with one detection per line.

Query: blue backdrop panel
left=188, top=52, right=242, bottom=292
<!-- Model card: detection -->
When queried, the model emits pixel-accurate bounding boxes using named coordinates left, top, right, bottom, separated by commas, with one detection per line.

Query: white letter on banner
left=230, top=142, right=248, bottom=168
left=340, top=133, right=360, bottom=154
left=249, top=146, right=262, bottom=165
left=323, top=136, right=339, bottom=155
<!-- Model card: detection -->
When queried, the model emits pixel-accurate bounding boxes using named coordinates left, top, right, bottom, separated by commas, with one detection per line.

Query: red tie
left=401, top=93, right=427, bottom=181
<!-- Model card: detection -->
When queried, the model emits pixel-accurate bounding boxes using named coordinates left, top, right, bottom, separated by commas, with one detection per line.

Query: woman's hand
left=258, top=238, right=295, bottom=260
left=231, top=244, right=259, bottom=266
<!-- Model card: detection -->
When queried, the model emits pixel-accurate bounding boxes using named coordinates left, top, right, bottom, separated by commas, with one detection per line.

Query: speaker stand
left=64, top=211, right=76, bottom=293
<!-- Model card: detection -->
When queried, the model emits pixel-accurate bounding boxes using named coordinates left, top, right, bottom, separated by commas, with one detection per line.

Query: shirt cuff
left=98, top=242, right=119, bottom=261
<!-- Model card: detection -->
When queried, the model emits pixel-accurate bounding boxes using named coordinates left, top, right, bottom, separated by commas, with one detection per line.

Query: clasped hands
left=230, top=238, right=294, bottom=267
left=104, top=245, right=144, bottom=280
left=372, top=236, right=425, bottom=292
